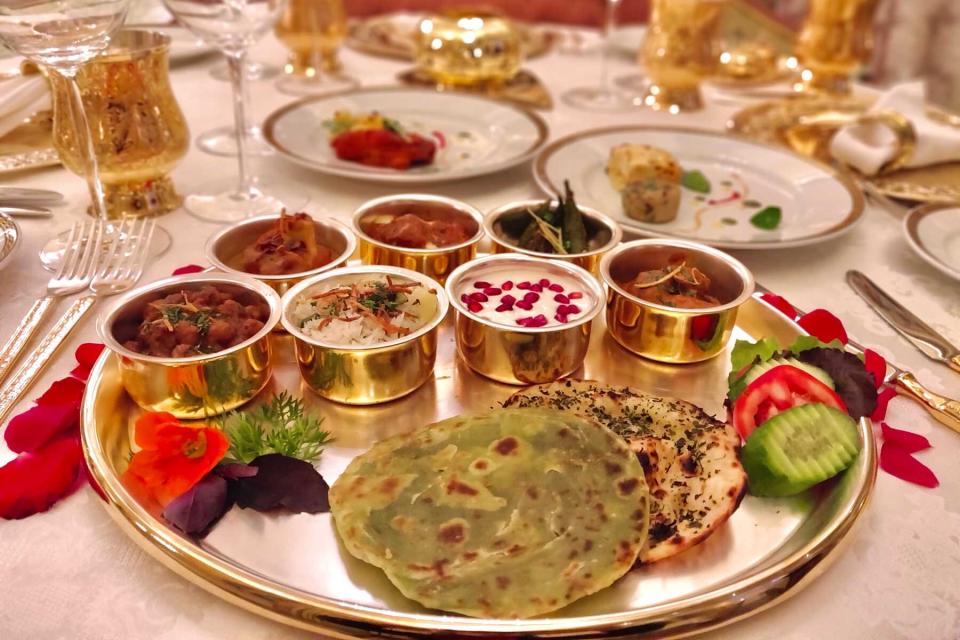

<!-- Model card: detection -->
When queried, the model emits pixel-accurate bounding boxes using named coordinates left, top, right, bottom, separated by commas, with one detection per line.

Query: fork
left=0, top=219, right=102, bottom=386
left=0, top=217, right=155, bottom=425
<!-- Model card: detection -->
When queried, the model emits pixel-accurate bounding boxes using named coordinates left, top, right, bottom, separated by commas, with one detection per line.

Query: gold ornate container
left=446, top=254, right=604, bottom=385
left=415, top=10, right=522, bottom=87
left=205, top=213, right=357, bottom=297
left=49, top=29, right=189, bottom=218
left=280, top=266, right=448, bottom=405
left=352, top=194, right=484, bottom=286
left=600, top=239, right=755, bottom=364
left=484, top=199, right=623, bottom=277
left=98, top=274, right=281, bottom=419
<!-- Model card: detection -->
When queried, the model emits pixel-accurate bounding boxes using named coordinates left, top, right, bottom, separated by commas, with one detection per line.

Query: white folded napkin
left=830, top=81, right=960, bottom=175
left=0, top=74, right=50, bottom=139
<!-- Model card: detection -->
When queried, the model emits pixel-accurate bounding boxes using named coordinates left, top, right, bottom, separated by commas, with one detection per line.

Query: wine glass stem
left=60, top=68, right=109, bottom=219
left=599, top=0, right=619, bottom=93
left=226, top=51, right=254, bottom=198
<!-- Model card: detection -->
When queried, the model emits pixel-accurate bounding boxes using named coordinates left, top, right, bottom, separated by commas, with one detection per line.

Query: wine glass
left=561, top=0, right=636, bottom=111
left=274, top=0, right=356, bottom=95
left=0, top=0, right=173, bottom=268
left=164, top=0, right=297, bottom=222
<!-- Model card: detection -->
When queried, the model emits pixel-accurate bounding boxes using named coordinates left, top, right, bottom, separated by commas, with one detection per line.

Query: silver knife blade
left=0, top=187, right=64, bottom=205
left=0, top=205, right=52, bottom=218
left=846, top=270, right=960, bottom=373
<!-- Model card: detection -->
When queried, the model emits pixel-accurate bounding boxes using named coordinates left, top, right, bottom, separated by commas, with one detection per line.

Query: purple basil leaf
left=797, top=347, right=878, bottom=419
left=230, top=454, right=329, bottom=514
left=163, top=474, right=230, bottom=536
left=216, top=462, right=259, bottom=480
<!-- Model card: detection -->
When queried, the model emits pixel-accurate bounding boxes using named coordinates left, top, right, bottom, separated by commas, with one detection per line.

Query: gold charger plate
left=82, top=293, right=876, bottom=638
left=728, top=96, right=960, bottom=204
left=0, top=109, right=59, bottom=174
left=396, top=68, right=553, bottom=110
left=346, top=13, right=557, bottom=62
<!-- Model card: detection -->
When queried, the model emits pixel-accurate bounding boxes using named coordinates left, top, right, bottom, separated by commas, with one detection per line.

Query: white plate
left=534, top=126, right=863, bottom=250
left=263, top=88, right=549, bottom=184
left=904, top=204, right=960, bottom=281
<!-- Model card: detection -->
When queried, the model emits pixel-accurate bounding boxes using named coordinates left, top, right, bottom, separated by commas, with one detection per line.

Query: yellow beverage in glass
left=795, top=0, right=880, bottom=93
left=276, top=0, right=347, bottom=75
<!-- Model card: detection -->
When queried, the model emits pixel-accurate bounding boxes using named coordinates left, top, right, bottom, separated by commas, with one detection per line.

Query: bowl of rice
left=280, top=265, right=448, bottom=405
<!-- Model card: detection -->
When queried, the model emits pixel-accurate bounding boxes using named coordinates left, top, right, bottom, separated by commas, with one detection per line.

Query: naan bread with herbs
left=329, top=408, right=649, bottom=619
left=504, top=380, right=745, bottom=564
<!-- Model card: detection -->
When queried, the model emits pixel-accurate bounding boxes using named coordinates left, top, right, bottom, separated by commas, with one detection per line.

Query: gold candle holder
left=415, top=9, right=522, bottom=87
left=639, top=0, right=724, bottom=112
left=49, top=29, right=189, bottom=219
left=795, top=0, right=880, bottom=94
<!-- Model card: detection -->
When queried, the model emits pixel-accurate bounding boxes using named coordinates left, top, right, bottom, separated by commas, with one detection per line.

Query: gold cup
left=48, top=30, right=189, bottom=218
left=98, top=274, right=281, bottom=419
left=445, top=254, right=604, bottom=385
left=795, top=0, right=880, bottom=94
left=281, top=266, right=448, bottom=405
left=205, top=213, right=357, bottom=297
left=415, top=9, right=522, bottom=87
left=600, top=239, right=754, bottom=364
left=276, top=0, right=348, bottom=77
left=484, top=199, right=623, bottom=277
left=639, top=0, right=724, bottom=112
left=352, top=194, right=484, bottom=286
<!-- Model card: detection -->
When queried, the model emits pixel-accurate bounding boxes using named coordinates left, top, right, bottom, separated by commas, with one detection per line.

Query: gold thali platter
left=81, top=292, right=876, bottom=638
left=728, top=96, right=960, bottom=204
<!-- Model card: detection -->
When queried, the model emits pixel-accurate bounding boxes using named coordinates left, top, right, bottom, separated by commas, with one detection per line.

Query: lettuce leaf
left=726, top=338, right=779, bottom=404
left=787, top=335, right=844, bottom=355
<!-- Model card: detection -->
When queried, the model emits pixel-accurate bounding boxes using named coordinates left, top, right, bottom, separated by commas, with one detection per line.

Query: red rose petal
left=879, top=443, right=939, bottom=488
left=881, top=422, right=931, bottom=453
left=871, top=386, right=898, bottom=421
left=75, top=343, right=105, bottom=370
left=172, top=264, right=205, bottom=275
left=863, top=349, right=886, bottom=389
left=759, top=293, right=797, bottom=320
left=34, top=377, right=85, bottom=407
left=0, top=437, right=84, bottom=519
left=797, top=308, right=848, bottom=345
left=4, top=402, right=79, bottom=454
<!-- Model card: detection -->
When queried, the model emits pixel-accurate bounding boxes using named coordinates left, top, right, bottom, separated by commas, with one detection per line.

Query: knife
left=0, top=205, right=52, bottom=218
left=846, top=270, right=960, bottom=374
left=0, top=187, right=64, bottom=206
left=754, top=283, right=960, bottom=435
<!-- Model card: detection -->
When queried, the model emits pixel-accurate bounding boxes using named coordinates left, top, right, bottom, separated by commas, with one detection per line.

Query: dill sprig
left=218, top=392, right=332, bottom=463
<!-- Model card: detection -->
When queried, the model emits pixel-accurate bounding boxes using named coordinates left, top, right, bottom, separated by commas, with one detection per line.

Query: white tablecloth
left=1, top=33, right=959, bottom=640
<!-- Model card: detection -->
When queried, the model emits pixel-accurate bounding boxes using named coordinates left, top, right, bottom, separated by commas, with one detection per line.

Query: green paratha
left=329, top=408, right=649, bottom=619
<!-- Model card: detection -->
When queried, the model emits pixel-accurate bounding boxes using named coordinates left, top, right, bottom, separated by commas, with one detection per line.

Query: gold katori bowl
left=600, top=239, right=755, bottom=364
left=352, top=194, right=484, bottom=285
left=280, top=265, right=448, bottom=405
left=445, top=254, right=604, bottom=385
left=204, top=213, right=357, bottom=297
left=98, top=273, right=281, bottom=419
left=484, top=199, right=623, bottom=277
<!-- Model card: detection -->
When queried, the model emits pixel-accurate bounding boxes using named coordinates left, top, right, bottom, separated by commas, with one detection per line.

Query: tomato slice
left=732, top=365, right=848, bottom=440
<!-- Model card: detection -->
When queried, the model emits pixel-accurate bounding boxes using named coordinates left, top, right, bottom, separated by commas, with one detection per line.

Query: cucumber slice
left=744, top=357, right=834, bottom=390
left=742, top=404, right=861, bottom=497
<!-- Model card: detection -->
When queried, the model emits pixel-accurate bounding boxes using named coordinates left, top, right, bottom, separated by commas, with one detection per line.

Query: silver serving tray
left=81, top=294, right=876, bottom=638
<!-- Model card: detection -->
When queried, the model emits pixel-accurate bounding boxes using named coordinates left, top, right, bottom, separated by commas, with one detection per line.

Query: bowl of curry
left=351, top=194, right=484, bottom=285
left=599, top=239, right=755, bottom=363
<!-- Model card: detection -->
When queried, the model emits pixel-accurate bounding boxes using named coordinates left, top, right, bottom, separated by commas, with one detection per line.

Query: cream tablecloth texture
left=0, top=34, right=959, bottom=640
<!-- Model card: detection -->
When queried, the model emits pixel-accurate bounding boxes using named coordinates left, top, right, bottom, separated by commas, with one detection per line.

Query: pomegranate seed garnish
left=523, top=292, right=540, bottom=302
left=517, top=281, right=531, bottom=290
left=469, top=292, right=488, bottom=303
left=555, top=313, right=568, bottom=324
left=538, top=278, right=550, bottom=287
left=568, top=292, right=583, bottom=300
left=548, top=283, right=564, bottom=292
left=496, top=303, right=512, bottom=312
left=554, top=293, right=569, bottom=304
left=567, top=304, right=581, bottom=314
left=501, top=294, right=516, bottom=304
left=529, top=314, right=548, bottom=327
left=501, top=281, right=514, bottom=290
left=474, top=281, right=491, bottom=289
left=530, top=284, right=543, bottom=292
left=460, top=293, right=469, bottom=303
left=467, top=301, right=483, bottom=313
left=484, top=287, right=502, bottom=296
left=516, top=300, right=533, bottom=311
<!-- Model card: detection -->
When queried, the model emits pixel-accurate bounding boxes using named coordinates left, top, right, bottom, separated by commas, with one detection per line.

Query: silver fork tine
left=127, top=219, right=155, bottom=279
left=57, top=221, right=85, bottom=280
